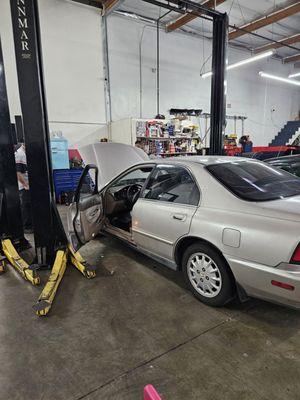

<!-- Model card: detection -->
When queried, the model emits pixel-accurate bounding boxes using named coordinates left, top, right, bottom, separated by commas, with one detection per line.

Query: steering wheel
left=126, top=184, right=143, bottom=206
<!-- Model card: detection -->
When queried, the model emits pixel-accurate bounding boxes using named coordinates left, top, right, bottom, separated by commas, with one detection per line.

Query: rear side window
left=291, top=162, right=300, bottom=178
left=142, top=165, right=200, bottom=206
left=269, top=161, right=300, bottom=178
left=207, top=161, right=300, bottom=202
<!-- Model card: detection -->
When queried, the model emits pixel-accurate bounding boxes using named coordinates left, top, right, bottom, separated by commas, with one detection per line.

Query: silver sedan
left=68, top=143, right=300, bottom=309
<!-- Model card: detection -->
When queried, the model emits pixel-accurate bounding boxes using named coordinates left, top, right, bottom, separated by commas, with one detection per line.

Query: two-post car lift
left=0, top=0, right=96, bottom=316
left=0, top=0, right=228, bottom=316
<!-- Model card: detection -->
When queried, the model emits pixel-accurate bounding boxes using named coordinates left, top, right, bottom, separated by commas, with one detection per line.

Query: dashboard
left=111, top=185, right=131, bottom=201
left=104, top=184, right=142, bottom=216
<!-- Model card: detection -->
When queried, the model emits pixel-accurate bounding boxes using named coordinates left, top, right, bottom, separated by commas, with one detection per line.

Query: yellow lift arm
left=0, top=253, right=5, bottom=274
left=33, top=249, right=68, bottom=316
left=68, top=244, right=96, bottom=279
left=1, top=239, right=97, bottom=316
left=33, top=245, right=97, bottom=316
left=1, top=239, right=40, bottom=285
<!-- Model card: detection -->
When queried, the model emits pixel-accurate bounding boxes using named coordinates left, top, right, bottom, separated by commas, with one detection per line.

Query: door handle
left=172, top=213, right=186, bottom=221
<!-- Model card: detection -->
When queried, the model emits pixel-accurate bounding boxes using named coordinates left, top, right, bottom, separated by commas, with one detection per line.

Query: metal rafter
left=103, top=0, right=123, bottom=14
left=254, top=33, right=300, bottom=53
left=283, top=53, right=300, bottom=63
left=142, top=0, right=224, bottom=19
left=166, top=0, right=227, bottom=32
left=229, top=2, right=300, bottom=41
left=69, top=0, right=103, bottom=8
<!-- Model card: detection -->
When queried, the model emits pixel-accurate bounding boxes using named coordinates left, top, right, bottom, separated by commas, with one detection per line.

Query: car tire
left=182, top=243, right=235, bottom=307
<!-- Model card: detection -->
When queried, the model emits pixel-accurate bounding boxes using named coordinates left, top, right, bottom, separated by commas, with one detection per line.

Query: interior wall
left=107, top=14, right=300, bottom=146
left=0, top=0, right=108, bottom=148
left=1, top=3, right=299, bottom=148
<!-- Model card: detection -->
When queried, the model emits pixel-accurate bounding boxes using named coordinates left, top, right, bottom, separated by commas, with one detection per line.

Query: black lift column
left=0, top=37, right=24, bottom=242
left=209, top=13, right=228, bottom=155
left=10, top=0, right=57, bottom=265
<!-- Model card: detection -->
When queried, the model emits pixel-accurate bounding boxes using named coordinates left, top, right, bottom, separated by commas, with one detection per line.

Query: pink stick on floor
left=144, top=384, right=162, bottom=400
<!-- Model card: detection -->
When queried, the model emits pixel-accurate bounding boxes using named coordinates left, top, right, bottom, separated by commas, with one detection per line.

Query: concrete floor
left=0, top=207, right=300, bottom=399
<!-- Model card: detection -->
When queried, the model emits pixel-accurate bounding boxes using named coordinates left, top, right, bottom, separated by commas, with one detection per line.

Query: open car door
left=68, top=143, right=149, bottom=250
left=67, top=164, right=104, bottom=251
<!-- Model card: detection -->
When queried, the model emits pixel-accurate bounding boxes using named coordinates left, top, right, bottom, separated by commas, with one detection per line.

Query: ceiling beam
left=254, top=33, right=300, bottom=53
left=166, top=0, right=227, bottom=32
left=103, top=0, right=123, bottom=14
left=229, top=2, right=300, bottom=41
left=69, top=0, right=103, bottom=8
left=283, top=53, right=300, bottom=64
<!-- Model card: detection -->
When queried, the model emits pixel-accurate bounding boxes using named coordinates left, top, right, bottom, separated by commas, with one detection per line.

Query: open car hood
left=79, top=143, right=149, bottom=189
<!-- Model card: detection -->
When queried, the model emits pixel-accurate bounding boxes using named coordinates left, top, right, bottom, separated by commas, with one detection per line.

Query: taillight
left=291, top=244, right=300, bottom=263
left=271, top=280, right=294, bottom=291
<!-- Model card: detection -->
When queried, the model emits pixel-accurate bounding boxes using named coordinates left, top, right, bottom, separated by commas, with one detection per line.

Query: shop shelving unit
left=110, top=117, right=203, bottom=157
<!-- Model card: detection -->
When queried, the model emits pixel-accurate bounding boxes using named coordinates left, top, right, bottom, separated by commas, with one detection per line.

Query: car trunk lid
left=255, top=195, right=300, bottom=222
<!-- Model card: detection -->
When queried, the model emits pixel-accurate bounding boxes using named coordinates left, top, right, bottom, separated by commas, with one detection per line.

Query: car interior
left=103, top=166, right=154, bottom=232
left=102, top=164, right=200, bottom=233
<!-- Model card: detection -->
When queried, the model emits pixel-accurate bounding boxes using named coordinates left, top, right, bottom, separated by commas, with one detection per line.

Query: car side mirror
left=74, top=164, right=99, bottom=204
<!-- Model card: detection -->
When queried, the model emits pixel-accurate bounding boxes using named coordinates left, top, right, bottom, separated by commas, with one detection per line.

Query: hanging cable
left=139, top=25, right=148, bottom=118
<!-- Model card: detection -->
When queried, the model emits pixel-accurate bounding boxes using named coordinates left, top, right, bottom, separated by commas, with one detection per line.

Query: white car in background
left=68, top=143, right=300, bottom=309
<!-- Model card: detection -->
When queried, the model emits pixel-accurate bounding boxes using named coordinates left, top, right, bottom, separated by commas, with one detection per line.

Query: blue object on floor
left=244, top=142, right=253, bottom=152
left=53, top=169, right=83, bottom=201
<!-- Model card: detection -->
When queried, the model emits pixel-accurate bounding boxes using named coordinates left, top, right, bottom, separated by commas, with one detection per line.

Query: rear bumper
left=225, top=255, right=300, bottom=309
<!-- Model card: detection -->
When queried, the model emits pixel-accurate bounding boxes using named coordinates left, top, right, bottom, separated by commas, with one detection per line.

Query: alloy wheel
left=187, top=252, right=222, bottom=298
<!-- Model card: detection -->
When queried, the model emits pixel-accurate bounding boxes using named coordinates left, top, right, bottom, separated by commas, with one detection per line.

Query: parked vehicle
left=245, top=148, right=300, bottom=161
left=265, top=154, right=300, bottom=177
left=68, top=143, right=300, bottom=309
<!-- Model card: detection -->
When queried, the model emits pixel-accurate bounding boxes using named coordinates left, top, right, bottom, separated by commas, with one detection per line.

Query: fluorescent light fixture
left=259, top=71, right=300, bottom=86
left=288, top=72, right=300, bottom=78
left=201, top=71, right=213, bottom=78
left=227, top=50, right=274, bottom=71
left=201, top=50, right=274, bottom=78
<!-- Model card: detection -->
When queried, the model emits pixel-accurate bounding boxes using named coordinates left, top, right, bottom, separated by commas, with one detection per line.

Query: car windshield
left=207, top=161, right=300, bottom=201
left=110, top=167, right=152, bottom=188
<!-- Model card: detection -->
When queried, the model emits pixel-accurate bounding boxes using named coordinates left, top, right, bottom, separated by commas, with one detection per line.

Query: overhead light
left=288, top=72, right=300, bottom=78
left=227, top=50, right=274, bottom=71
left=201, top=71, right=213, bottom=79
left=259, top=71, right=300, bottom=86
left=201, top=50, right=274, bottom=79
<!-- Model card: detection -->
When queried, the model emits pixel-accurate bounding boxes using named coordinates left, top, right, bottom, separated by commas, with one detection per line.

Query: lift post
left=0, top=37, right=25, bottom=244
left=7, top=0, right=97, bottom=316
left=209, top=13, right=228, bottom=155
left=142, top=0, right=228, bottom=155
left=0, top=36, right=37, bottom=282
left=10, top=0, right=65, bottom=266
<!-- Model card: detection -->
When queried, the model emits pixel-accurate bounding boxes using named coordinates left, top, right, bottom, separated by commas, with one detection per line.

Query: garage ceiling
left=105, top=0, right=300, bottom=63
